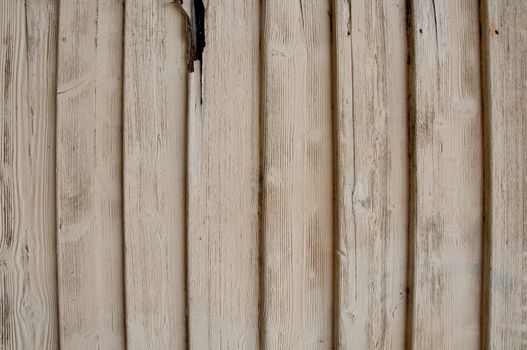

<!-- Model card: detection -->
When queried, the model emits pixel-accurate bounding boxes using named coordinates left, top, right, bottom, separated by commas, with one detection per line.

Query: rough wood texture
left=408, top=0, right=483, bottom=348
left=187, top=1, right=261, bottom=348
left=56, top=0, right=125, bottom=348
left=3, top=1, right=527, bottom=348
left=0, top=1, right=59, bottom=348
left=481, top=1, right=527, bottom=348
left=333, top=0, right=408, bottom=348
left=123, top=0, right=187, bottom=348
left=261, top=1, right=334, bottom=348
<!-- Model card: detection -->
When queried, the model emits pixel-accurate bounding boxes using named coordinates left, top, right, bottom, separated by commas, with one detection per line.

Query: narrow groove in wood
left=181, top=4, right=192, bottom=347
left=478, top=1, right=491, bottom=348
left=119, top=1, right=128, bottom=346
left=330, top=0, right=341, bottom=346
left=183, top=72, right=190, bottom=350
left=54, top=2, right=63, bottom=348
left=181, top=5, right=199, bottom=345
left=404, top=0, right=416, bottom=348
left=258, top=0, right=267, bottom=348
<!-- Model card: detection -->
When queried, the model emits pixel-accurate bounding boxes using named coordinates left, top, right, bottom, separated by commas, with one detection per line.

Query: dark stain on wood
left=0, top=274, right=11, bottom=348
left=1, top=183, right=13, bottom=249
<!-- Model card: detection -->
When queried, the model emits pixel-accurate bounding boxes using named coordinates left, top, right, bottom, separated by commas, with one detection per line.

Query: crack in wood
left=172, top=0, right=205, bottom=73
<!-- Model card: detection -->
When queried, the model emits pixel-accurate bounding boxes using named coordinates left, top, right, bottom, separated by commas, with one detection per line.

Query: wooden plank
left=408, top=0, right=483, bottom=348
left=0, top=0, right=59, bottom=348
left=481, top=1, right=527, bottom=348
left=333, top=0, right=408, bottom=348
left=56, top=0, right=125, bottom=348
left=123, top=0, right=187, bottom=348
left=261, top=1, right=333, bottom=348
left=187, top=0, right=261, bottom=348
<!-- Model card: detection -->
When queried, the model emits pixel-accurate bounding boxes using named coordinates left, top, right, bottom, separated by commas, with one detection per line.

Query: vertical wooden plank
left=408, top=0, right=483, bottom=348
left=123, top=0, right=187, bottom=348
left=56, top=0, right=125, bottom=348
left=187, top=0, right=261, bottom=348
left=481, top=1, right=527, bottom=348
left=0, top=0, right=59, bottom=348
left=333, top=0, right=408, bottom=348
left=261, top=0, right=333, bottom=348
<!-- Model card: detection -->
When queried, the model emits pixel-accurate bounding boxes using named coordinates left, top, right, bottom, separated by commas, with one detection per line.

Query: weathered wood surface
left=408, top=0, right=483, bottom=348
left=261, top=0, right=334, bottom=348
left=333, top=0, right=408, bottom=348
left=1, top=1, right=527, bottom=348
left=0, top=0, right=59, bottom=348
left=481, top=1, right=527, bottom=349
left=56, top=0, right=125, bottom=348
left=123, top=0, right=187, bottom=348
left=187, top=0, right=261, bottom=348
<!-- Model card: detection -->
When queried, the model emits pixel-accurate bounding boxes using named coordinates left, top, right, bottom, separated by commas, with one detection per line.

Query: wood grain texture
left=261, top=0, right=334, bottom=348
left=123, top=0, right=187, bottom=348
left=333, top=0, right=408, bottom=348
left=186, top=1, right=261, bottom=348
left=56, top=0, right=125, bottom=348
left=0, top=0, right=59, bottom=348
left=408, top=0, right=483, bottom=348
left=481, top=1, right=527, bottom=349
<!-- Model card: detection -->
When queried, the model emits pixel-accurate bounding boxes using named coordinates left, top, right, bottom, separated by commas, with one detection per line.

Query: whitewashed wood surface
left=481, top=1, right=527, bottom=349
left=57, top=0, right=125, bottom=347
left=123, top=0, right=187, bottom=348
left=261, top=0, right=333, bottom=348
left=1, top=0, right=59, bottom=348
left=0, top=0, right=525, bottom=349
left=409, top=0, right=483, bottom=348
left=187, top=0, right=260, bottom=348
left=333, top=0, right=408, bottom=349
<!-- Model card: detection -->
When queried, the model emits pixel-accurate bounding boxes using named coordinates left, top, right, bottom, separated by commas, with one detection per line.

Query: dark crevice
left=173, top=0, right=205, bottom=73
left=120, top=0, right=129, bottom=348
left=192, top=0, right=205, bottom=64
left=404, top=0, right=416, bottom=349
left=329, top=0, right=340, bottom=347
left=431, top=0, right=438, bottom=42
left=299, top=0, right=305, bottom=28
left=479, top=1, right=492, bottom=349
left=257, top=0, right=266, bottom=348
left=329, top=0, right=346, bottom=348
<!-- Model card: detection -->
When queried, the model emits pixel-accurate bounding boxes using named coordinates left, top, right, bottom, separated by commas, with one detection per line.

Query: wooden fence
left=0, top=0, right=525, bottom=349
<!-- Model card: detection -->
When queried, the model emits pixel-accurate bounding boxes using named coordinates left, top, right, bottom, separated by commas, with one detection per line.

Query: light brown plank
left=261, top=0, right=334, bottom=348
left=481, top=1, right=527, bottom=348
left=408, top=0, right=483, bottom=348
left=56, top=0, right=125, bottom=348
left=333, top=0, right=408, bottom=348
left=187, top=0, right=261, bottom=348
left=123, top=0, right=187, bottom=348
left=0, top=0, right=59, bottom=348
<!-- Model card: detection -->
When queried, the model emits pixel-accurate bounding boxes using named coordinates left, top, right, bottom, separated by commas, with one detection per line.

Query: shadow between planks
left=0, top=0, right=525, bottom=349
